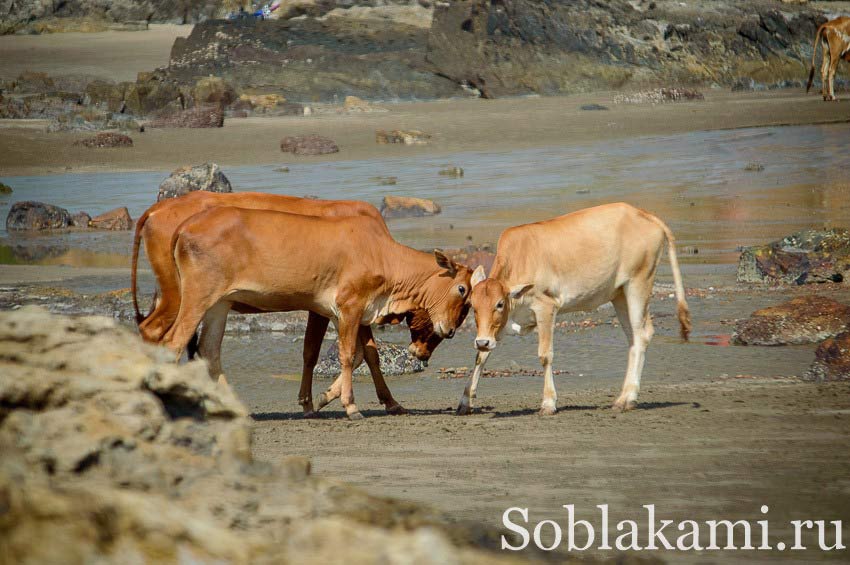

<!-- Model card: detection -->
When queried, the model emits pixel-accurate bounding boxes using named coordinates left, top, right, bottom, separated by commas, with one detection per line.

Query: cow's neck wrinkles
left=381, top=242, right=446, bottom=315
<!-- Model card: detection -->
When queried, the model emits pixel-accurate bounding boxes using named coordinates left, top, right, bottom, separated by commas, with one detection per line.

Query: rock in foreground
left=157, top=162, right=233, bottom=201
left=0, top=308, right=522, bottom=564
left=737, top=229, right=850, bottom=285
left=381, top=195, right=441, bottom=219
left=6, top=201, right=71, bottom=231
left=805, top=331, right=850, bottom=382
left=733, top=295, right=850, bottom=345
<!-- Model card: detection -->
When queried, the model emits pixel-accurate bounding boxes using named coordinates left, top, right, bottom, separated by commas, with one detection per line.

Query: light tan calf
left=131, top=191, right=452, bottom=416
left=154, top=207, right=478, bottom=419
left=458, top=203, right=691, bottom=416
left=806, top=17, right=850, bottom=101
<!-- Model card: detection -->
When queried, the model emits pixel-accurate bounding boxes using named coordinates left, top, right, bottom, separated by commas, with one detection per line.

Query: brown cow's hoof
left=385, top=403, right=407, bottom=415
left=316, top=392, right=332, bottom=411
left=302, top=410, right=320, bottom=419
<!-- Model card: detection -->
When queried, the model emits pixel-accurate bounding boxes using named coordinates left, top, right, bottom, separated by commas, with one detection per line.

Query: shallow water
left=1, top=122, right=849, bottom=266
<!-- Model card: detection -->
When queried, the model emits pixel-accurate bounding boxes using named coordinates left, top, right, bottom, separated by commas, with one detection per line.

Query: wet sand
left=2, top=90, right=850, bottom=177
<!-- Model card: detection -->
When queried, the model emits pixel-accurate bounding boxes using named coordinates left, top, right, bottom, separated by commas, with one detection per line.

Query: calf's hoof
left=347, top=411, right=365, bottom=421
left=538, top=406, right=557, bottom=416
left=456, top=403, right=473, bottom=416
left=385, top=403, right=408, bottom=415
left=345, top=404, right=364, bottom=420
left=302, top=410, right=320, bottom=419
left=612, top=398, right=637, bottom=412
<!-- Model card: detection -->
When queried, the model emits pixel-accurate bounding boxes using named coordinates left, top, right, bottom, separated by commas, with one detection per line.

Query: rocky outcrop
left=426, top=0, right=827, bottom=97
left=6, top=201, right=72, bottom=231
left=0, top=307, right=519, bottom=564
left=280, top=134, right=339, bottom=155
left=89, top=207, right=133, bottom=230
left=147, top=105, right=224, bottom=128
left=381, top=195, right=441, bottom=219
left=733, top=296, right=850, bottom=346
left=166, top=16, right=462, bottom=102
left=805, top=331, right=850, bottom=382
left=737, top=229, right=850, bottom=285
left=157, top=163, right=233, bottom=201
left=73, top=132, right=134, bottom=148
left=315, top=339, right=426, bottom=377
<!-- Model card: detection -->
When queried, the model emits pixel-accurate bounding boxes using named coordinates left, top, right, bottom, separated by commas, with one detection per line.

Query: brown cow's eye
left=458, top=285, right=466, bottom=297
left=496, top=300, right=504, bottom=310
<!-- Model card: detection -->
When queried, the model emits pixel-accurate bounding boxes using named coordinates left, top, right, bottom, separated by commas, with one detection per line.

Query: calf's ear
left=471, top=265, right=487, bottom=289
left=434, top=249, right=457, bottom=274
left=509, top=283, right=533, bottom=300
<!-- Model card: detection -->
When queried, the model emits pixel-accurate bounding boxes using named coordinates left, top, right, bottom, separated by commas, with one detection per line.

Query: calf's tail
left=806, top=25, right=825, bottom=94
left=664, top=228, right=691, bottom=341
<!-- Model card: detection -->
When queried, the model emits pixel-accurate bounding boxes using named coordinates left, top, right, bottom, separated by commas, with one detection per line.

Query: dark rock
left=123, top=73, right=185, bottom=116
left=147, top=105, right=224, bottom=128
left=380, top=195, right=441, bottom=219
left=73, top=132, right=134, bottom=148
left=157, top=163, right=233, bottom=201
left=280, top=135, right=339, bottom=156
left=805, top=331, right=850, bottom=382
left=70, top=211, right=91, bottom=228
left=89, top=207, right=133, bottom=230
left=6, top=201, right=71, bottom=231
left=315, top=339, right=426, bottom=377
left=581, top=104, right=609, bottom=111
left=376, top=130, right=431, bottom=145
left=737, top=229, right=850, bottom=285
left=733, top=296, right=850, bottom=345
left=0, top=182, right=12, bottom=194
left=744, top=162, right=765, bottom=172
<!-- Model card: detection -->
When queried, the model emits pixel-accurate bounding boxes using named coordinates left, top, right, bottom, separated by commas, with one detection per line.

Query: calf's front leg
left=456, top=350, right=490, bottom=415
left=534, top=304, right=558, bottom=416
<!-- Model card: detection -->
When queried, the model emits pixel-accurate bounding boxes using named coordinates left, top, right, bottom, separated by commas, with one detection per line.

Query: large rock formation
left=0, top=307, right=523, bottom=564
left=737, top=229, right=850, bottom=285
left=166, top=15, right=463, bottom=102
left=805, top=330, right=850, bottom=382
left=426, top=0, right=826, bottom=96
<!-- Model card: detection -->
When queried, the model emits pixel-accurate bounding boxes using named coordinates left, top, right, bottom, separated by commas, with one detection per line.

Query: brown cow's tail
left=131, top=208, right=151, bottom=325
left=806, top=24, right=825, bottom=94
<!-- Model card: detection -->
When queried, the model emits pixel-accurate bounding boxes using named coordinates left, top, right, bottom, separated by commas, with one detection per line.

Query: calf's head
left=469, top=273, right=533, bottom=351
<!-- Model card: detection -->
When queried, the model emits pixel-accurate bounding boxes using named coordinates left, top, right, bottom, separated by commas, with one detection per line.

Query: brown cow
left=131, top=191, right=453, bottom=415
left=155, top=207, right=478, bottom=419
left=806, top=16, right=850, bottom=101
left=458, top=203, right=690, bottom=416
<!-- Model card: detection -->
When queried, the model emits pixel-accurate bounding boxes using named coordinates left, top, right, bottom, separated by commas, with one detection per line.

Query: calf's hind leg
left=612, top=282, right=654, bottom=412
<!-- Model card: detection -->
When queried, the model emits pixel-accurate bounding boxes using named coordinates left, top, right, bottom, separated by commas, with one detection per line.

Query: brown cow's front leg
left=299, top=312, right=329, bottom=417
left=335, top=314, right=363, bottom=420
left=360, top=325, right=406, bottom=415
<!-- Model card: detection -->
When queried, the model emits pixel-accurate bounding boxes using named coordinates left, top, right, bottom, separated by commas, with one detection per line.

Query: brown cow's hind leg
left=197, top=302, right=231, bottom=382
left=300, top=312, right=330, bottom=417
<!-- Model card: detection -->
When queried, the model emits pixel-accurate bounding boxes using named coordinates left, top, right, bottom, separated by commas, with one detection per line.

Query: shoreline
left=2, top=90, right=848, bottom=178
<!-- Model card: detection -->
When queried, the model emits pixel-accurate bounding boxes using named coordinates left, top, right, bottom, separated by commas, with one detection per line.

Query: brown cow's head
left=428, top=251, right=481, bottom=339
left=469, top=272, right=533, bottom=352
left=403, top=305, right=470, bottom=362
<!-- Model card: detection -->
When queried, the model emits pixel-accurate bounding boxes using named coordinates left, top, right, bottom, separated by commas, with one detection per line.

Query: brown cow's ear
left=471, top=265, right=487, bottom=288
left=434, top=250, right=457, bottom=274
